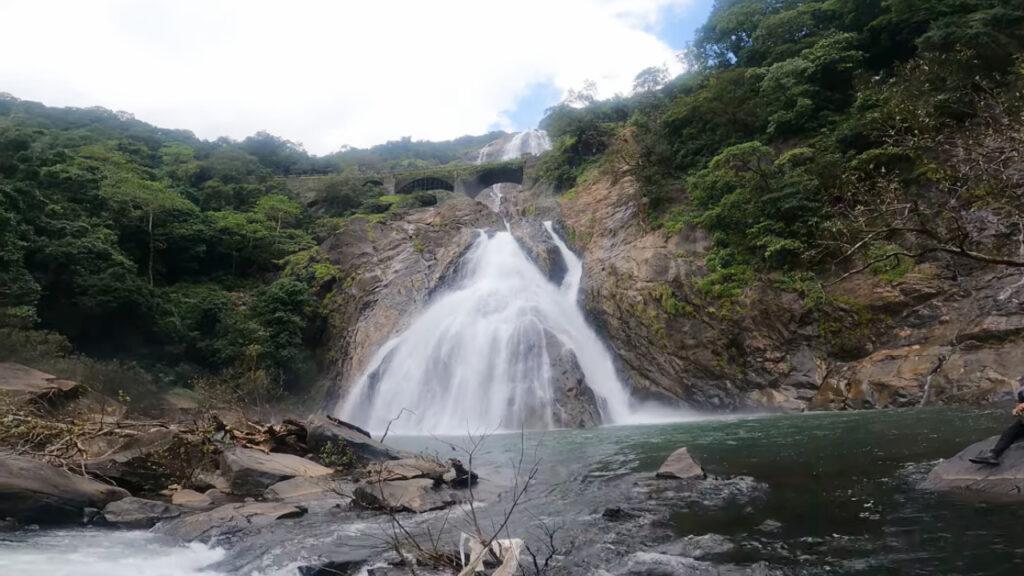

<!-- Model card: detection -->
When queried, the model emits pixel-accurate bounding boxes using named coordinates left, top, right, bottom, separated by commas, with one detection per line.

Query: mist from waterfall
left=338, top=130, right=678, bottom=435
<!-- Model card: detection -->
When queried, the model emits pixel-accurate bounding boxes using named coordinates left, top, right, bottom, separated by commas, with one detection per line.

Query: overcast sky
left=0, top=0, right=713, bottom=154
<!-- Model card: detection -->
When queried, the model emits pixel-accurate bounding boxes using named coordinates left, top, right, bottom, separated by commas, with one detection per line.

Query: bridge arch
left=396, top=176, right=455, bottom=195
left=461, top=164, right=524, bottom=198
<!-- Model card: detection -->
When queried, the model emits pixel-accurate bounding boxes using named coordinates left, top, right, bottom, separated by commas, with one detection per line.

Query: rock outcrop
left=157, top=501, right=307, bottom=542
left=0, top=362, right=82, bottom=405
left=542, top=161, right=1024, bottom=412
left=656, top=447, right=706, bottom=480
left=219, top=447, right=333, bottom=495
left=319, top=198, right=502, bottom=408
left=0, top=454, right=129, bottom=524
left=547, top=334, right=602, bottom=428
left=352, top=478, right=461, bottom=513
left=305, top=415, right=403, bottom=462
left=922, top=435, right=1024, bottom=500
left=102, top=496, right=182, bottom=528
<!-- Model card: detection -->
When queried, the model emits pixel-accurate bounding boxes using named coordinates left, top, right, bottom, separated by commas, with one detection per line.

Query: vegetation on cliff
left=539, top=0, right=1024, bottom=296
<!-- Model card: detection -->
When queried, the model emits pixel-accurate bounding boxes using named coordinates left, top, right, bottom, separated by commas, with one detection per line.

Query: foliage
left=537, top=0, right=1024, bottom=300
left=0, top=95, right=331, bottom=396
left=317, top=439, right=355, bottom=469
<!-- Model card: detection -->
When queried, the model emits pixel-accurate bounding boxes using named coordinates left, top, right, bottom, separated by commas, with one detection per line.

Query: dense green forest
left=3, top=0, right=1022, bottom=405
left=539, top=0, right=1024, bottom=297
left=0, top=96, right=497, bottom=404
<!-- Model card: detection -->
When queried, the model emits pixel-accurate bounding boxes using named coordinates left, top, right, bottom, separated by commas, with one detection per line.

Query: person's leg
left=992, top=419, right=1024, bottom=457
left=971, top=420, right=1024, bottom=465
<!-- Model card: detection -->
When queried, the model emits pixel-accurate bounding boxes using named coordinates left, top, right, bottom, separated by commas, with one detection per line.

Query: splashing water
left=339, top=224, right=634, bottom=435
left=0, top=530, right=226, bottom=576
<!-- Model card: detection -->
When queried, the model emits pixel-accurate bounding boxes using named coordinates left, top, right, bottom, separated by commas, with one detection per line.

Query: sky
left=0, top=0, right=715, bottom=155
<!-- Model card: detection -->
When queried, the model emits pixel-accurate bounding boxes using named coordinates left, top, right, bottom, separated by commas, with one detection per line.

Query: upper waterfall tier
left=475, top=129, right=552, bottom=164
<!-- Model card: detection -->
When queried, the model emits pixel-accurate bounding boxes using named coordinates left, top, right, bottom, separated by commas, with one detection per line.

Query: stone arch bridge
left=364, top=161, right=529, bottom=199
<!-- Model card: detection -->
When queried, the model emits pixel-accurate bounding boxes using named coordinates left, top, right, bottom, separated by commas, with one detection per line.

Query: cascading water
left=338, top=129, right=644, bottom=435
left=339, top=226, right=632, bottom=435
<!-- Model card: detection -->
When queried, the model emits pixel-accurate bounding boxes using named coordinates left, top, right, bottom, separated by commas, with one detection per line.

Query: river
left=3, top=406, right=1019, bottom=575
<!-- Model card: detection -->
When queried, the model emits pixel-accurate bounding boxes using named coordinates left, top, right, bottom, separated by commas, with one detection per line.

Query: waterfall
left=475, top=129, right=552, bottom=164
left=338, top=226, right=633, bottom=435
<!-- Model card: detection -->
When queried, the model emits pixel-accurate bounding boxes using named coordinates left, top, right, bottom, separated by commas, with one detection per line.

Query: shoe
left=968, top=450, right=1001, bottom=466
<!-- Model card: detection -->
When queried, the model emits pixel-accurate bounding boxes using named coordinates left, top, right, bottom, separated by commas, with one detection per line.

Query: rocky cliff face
left=540, top=167, right=1024, bottom=412
left=319, top=198, right=501, bottom=408
left=319, top=167, right=1024, bottom=416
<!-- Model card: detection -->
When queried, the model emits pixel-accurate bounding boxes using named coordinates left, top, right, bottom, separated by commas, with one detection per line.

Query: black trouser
left=993, top=419, right=1024, bottom=456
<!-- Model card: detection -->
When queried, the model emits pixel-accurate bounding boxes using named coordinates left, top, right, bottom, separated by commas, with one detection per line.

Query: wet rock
left=102, top=496, right=181, bottom=528
left=656, top=447, right=706, bottom=480
left=602, top=506, right=639, bottom=522
left=922, top=435, right=1024, bottom=500
left=298, top=559, right=363, bottom=576
left=319, top=198, right=502, bottom=408
left=509, top=218, right=568, bottom=286
left=306, top=415, right=403, bottom=462
left=157, top=501, right=306, bottom=542
left=171, top=488, right=213, bottom=509
left=548, top=336, right=602, bottom=428
left=220, top=447, right=333, bottom=495
left=960, top=314, right=1024, bottom=342
left=353, top=478, right=461, bottom=513
left=442, top=458, right=479, bottom=488
left=0, top=362, right=82, bottom=405
left=755, top=519, right=782, bottom=533
left=365, top=457, right=448, bottom=482
left=657, top=534, right=735, bottom=559
left=0, top=454, right=129, bottom=524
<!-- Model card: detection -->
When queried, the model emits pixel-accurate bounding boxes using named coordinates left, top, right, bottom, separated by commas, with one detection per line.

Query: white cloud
left=0, top=0, right=691, bottom=154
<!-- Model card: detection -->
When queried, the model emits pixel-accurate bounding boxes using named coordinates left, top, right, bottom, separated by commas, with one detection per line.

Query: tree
left=633, top=66, right=670, bottom=94
left=255, top=194, right=302, bottom=232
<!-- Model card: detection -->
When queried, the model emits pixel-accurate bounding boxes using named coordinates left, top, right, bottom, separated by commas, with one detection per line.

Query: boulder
left=922, top=435, right=1024, bottom=500
left=0, top=362, right=82, bottom=405
left=0, top=454, right=129, bottom=524
left=157, top=501, right=306, bottom=542
left=353, top=478, right=461, bottom=513
left=548, top=339, right=602, bottom=428
left=171, top=488, right=213, bottom=509
left=102, top=496, right=182, bottom=528
left=83, top=427, right=185, bottom=493
left=264, top=476, right=354, bottom=503
left=656, top=447, right=706, bottom=480
left=442, top=458, right=479, bottom=488
left=306, top=415, right=403, bottom=462
left=219, top=447, right=333, bottom=495
left=365, top=457, right=448, bottom=482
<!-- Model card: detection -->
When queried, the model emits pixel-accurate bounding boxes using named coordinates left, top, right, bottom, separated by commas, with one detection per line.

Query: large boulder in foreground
left=656, top=447, right=706, bottom=480
left=157, top=501, right=306, bottom=542
left=0, top=454, right=129, bottom=523
left=220, top=447, right=333, bottom=495
left=306, top=415, right=403, bottom=462
left=922, top=435, right=1024, bottom=500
